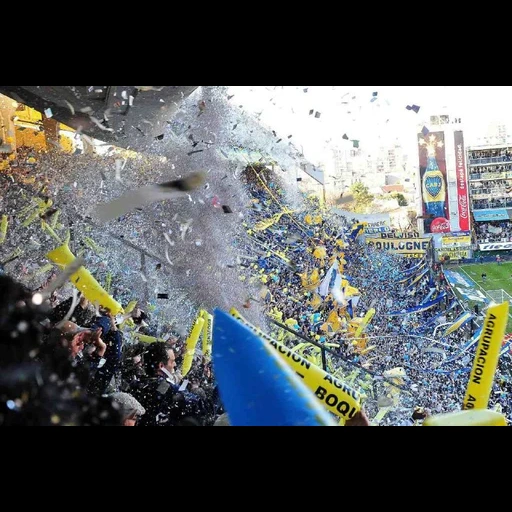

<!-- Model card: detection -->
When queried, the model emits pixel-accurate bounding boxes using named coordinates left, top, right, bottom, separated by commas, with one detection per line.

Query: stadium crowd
left=2, top=160, right=511, bottom=427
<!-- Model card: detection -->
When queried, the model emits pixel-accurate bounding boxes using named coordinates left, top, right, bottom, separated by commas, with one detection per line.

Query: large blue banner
left=443, top=269, right=476, bottom=289
left=444, top=269, right=489, bottom=304
left=458, top=288, right=489, bottom=304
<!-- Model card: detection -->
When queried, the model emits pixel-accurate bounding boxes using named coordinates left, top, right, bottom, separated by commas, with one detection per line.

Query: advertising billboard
left=436, top=248, right=472, bottom=260
left=454, top=131, right=471, bottom=232
left=333, top=210, right=391, bottom=234
left=473, top=209, right=510, bottom=222
left=418, top=132, right=450, bottom=234
left=441, top=235, right=472, bottom=248
left=479, top=242, right=512, bottom=252
left=366, top=237, right=431, bottom=257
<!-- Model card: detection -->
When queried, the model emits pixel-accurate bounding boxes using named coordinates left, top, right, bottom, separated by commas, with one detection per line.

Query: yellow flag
left=309, top=294, right=322, bottom=309
left=313, top=247, right=327, bottom=259
left=355, top=308, right=376, bottom=338
left=299, top=272, right=309, bottom=288
left=327, top=310, right=342, bottom=332
left=345, top=285, right=360, bottom=298
left=310, top=269, right=320, bottom=285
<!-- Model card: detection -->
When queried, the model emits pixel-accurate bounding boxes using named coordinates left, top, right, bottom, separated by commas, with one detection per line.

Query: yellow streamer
left=18, top=202, right=36, bottom=218
left=2, top=247, right=23, bottom=264
left=463, top=302, right=509, bottom=410
left=23, top=210, right=41, bottom=228
left=35, top=263, right=54, bottom=275
left=134, top=333, right=165, bottom=344
left=41, top=221, right=62, bottom=244
left=372, top=408, right=391, bottom=426
left=425, top=410, right=507, bottom=427
left=105, top=273, right=112, bottom=294
left=84, top=237, right=104, bottom=254
left=0, top=215, right=8, bottom=245
left=124, top=301, right=138, bottom=315
left=181, top=316, right=205, bottom=377
left=50, top=209, right=61, bottom=229
left=200, top=310, right=213, bottom=357
left=47, top=243, right=123, bottom=315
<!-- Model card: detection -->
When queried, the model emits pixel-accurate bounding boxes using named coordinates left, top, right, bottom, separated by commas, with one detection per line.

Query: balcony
left=472, top=199, right=512, bottom=209
left=470, top=172, right=512, bottom=181
left=469, top=156, right=512, bottom=166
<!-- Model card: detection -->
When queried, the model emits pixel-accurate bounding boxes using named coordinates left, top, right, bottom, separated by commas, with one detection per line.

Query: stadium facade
left=467, top=143, right=512, bottom=253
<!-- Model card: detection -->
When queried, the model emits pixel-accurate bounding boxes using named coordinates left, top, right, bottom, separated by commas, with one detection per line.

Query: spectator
left=110, top=392, right=146, bottom=426
left=130, top=342, right=208, bottom=426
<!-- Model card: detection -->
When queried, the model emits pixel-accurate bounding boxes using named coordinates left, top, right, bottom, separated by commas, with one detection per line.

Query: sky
left=227, top=86, right=512, bottom=164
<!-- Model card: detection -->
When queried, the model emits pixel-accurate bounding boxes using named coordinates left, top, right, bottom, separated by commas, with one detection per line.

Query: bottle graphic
left=420, top=135, right=446, bottom=219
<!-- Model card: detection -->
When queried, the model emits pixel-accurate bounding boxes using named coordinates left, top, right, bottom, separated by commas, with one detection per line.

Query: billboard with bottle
left=418, top=131, right=450, bottom=234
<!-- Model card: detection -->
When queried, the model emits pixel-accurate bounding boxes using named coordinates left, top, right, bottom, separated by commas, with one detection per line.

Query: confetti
left=93, top=172, right=205, bottom=223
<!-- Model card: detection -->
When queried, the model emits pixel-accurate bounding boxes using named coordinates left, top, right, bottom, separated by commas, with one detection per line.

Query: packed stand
left=469, top=149, right=512, bottom=165
left=469, top=164, right=512, bottom=181
left=475, top=221, right=512, bottom=244
left=0, top=275, right=224, bottom=426
left=236, top=166, right=512, bottom=424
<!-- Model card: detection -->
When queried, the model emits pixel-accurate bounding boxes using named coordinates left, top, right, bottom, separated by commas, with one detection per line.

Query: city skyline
left=228, top=86, right=512, bottom=164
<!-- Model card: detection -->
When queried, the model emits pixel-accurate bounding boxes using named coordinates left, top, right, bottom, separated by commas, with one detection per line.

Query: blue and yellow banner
left=389, top=293, right=447, bottom=316
left=444, top=312, right=474, bottom=337
left=406, top=269, right=429, bottom=290
left=420, top=289, right=436, bottom=306
left=400, top=258, right=427, bottom=276
left=398, top=263, right=426, bottom=284
left=349, top=222, right=367, bottom=241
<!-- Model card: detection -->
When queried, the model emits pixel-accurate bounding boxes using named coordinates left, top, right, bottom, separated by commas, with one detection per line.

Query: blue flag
left=213, top=310, right=335, bottom=427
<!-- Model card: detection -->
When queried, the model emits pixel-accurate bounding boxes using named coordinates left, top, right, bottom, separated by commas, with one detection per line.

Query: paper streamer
left=463, top=302, right=509, bottom=411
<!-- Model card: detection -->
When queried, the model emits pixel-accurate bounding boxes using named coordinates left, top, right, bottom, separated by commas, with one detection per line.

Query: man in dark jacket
left=130, top=342, right=207, bottom=426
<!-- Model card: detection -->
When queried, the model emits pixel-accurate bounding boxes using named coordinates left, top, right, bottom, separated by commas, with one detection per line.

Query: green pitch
left=455, top=262, right=512, bottom=332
